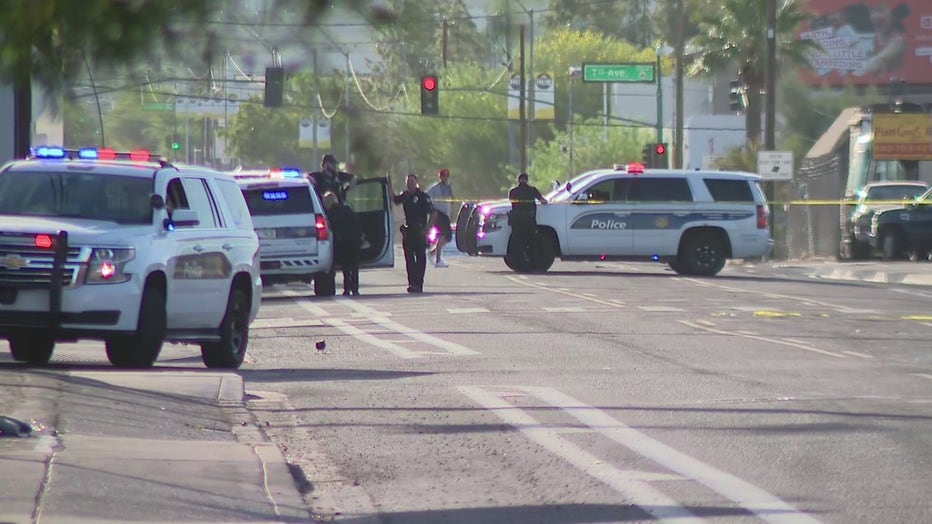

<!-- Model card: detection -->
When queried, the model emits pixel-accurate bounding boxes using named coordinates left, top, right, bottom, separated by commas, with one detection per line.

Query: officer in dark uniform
left=322, top=191, right=361, bottom=295
left=392, top=173, right=436, bottom=293
left=507, top=171, right=548, bottom=263
left=308, top=154, right=355, bottom=204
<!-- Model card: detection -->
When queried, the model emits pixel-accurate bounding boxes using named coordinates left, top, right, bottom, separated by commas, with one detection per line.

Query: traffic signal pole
left=655, top=53, right=663, bottom=144
left=518, top=25, right=527, bottom=173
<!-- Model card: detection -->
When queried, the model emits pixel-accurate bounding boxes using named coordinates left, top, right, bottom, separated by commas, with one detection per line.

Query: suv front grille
left=0, top=233, right=83, bottom=289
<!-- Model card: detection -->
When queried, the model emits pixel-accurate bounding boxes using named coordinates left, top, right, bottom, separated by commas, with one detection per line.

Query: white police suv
left=0, top=146, right=262, bottom=369
left=232, top=167, right=396, bottom=296
left=456, top=163, right=773, bottom=276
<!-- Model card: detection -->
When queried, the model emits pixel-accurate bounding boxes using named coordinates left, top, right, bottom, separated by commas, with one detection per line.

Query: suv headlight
left=86, top=248, right=135, bottom=284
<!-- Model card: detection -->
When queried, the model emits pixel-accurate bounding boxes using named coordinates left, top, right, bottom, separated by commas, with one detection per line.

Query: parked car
left=844, top=181, right=929, bottom=259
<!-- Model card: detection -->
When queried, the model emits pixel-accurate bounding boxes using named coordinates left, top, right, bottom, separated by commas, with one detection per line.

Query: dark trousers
left=333, top=243, right=359, bottom=293
left=401, top=225, right=427, bottom=288
left=509, top=214, right=536, bottom=259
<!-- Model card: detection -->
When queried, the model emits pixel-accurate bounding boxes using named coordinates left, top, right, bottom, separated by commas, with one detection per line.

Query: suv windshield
left=0, top=170, right=154, bottom=224
left=242, top=186, right=317, bottom=216
left=864, top=185, right=928, bottom=202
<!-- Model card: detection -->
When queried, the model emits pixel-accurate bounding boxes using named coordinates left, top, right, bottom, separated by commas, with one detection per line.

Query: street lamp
left=568, top=65, right=581, bottom=176
left=655, top=45, right=674, bottom=145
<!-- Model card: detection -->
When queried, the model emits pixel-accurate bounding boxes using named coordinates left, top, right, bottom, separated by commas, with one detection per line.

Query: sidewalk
left=767, top=259, right=932, bottom=287
left=0, top=365, right=312, bottom=523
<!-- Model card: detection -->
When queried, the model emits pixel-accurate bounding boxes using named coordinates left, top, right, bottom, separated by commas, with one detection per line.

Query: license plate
left=260, top=261, right=282, bottom=270
left=0, top=287, right=18, bottom=305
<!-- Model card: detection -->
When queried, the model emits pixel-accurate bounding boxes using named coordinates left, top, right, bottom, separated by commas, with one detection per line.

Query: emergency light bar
left=29, top=146, right=163, bottom=163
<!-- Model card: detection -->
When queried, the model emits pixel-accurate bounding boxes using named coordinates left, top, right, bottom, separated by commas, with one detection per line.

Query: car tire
left=314, top=272, right=336, bottom=296
left=881, top=231, right=902, bottom=261
left=528, top=234, right=555, bottom=273
left=201, top=287, right=250, bottom=369
left=106, top=285, right=166, bottom=369
left=678, top=232, right=727, bottom=276
left=8, top=332, right=55, bottom=364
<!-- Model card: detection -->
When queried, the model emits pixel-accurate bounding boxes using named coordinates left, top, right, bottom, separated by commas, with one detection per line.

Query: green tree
left=688, top=0, right=819, bottom=147
left=541, top=0, right=654, bottom=48
left=105, top=91, right=174, bottom=152
left=62, top=97, right=101, bottom=148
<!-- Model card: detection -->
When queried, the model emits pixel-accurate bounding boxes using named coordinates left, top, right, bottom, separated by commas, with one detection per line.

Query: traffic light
left=652, top=142, right=668, bottom=168
left=264, top=66, right=284, bottom=108
left=165, top=134, right=181, bottom=152
left=420, top=74, right=439, bottom=115
left=728, top=79, right=744, bottom=113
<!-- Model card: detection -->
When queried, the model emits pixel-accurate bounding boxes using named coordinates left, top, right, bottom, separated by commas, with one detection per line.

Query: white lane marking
left=923, top=322, right=932, bottom=328
left=582, top=292, right=597, bottom=297
left=506, top=276, right=625, bottom=309
left=638, top=306, right=685, bottom=312
left=679, top=320, right=847, bottom=359
left=681, top=278, right=851, bottom=310
left=842, top=350, right=874, bottom=359
left=342, top=299, right=479, bottom=356
left=784, top=338, right=808, bottom=345
left=696, top=319, right=716, bottom=327
left=279, top=290, right=332, bottom=317
left=835, top=308, right=881, bottom=314
left=251, top=317, right=324, bottom=329
left=543, top=307, right=586, bottom=312
left=458, top=386, right=704, bottom=523
left=523, top=386, right=821, bottom=524
left=322, top=318, right=421, bottom=359
left=447, top=307, right=490, bottom=314
left=912, top=373, right=932, bottom=382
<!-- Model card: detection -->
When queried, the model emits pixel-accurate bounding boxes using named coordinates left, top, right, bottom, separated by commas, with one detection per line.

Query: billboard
left=797, top=0, right=932, bottom=86
left=873, top=113, right=932, bottom=160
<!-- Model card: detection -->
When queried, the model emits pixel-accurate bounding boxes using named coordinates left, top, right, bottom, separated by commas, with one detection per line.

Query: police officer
left=507, top=171, right=547, bottom=264
left=392, top=173, right=436, bottom=293
left=322, top=191, right=361, bottom=295
left=308, top=153, right=355, bottom=204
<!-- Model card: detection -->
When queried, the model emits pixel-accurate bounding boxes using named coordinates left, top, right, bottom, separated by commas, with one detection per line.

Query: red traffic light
left=421, top=76, right=437, bottom=91
left=654, top=143, right=666, bottom=155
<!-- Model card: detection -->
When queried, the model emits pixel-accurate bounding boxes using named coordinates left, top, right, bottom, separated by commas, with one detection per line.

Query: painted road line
left=681, top=278, right=852, bottom=311
left=679, top=320, right=847, bottom=359
left=543, top=307, right=586, bottom=312
left=506, top=276, right=626, bottom=309
left=446, top=307, right=490, bottom=314
left=638, top=306, right=685, bottom=312
left=523, top=386, right=821, bottom=524
left=458, top=386, right=705, bottom=523
left=842, top=351, right=874, bottom=359
left=280, top=290, right=332, bottom=317
left=342, top=299, right=479, bottom=356
left=753, top=311, right=801, bottom=318
left=922, top=322, right=932, bottom=328
left=903, top=315, right=932, bottom=321
left=322, top=317, right=421, bottom=359
left=251, top=317, right=325, bottom=329
left=912, top=373, right=932, bottom=382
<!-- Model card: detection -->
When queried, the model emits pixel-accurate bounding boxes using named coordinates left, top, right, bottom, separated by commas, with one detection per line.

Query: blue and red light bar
left=29, top=146, right=160, bottom=162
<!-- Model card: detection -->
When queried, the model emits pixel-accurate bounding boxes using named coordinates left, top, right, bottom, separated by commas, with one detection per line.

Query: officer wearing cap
left=507, top=171, right=547, bottom=264
left=308, top=153, right=355, bottom=204
left=392, top=173, right=436, bottom=293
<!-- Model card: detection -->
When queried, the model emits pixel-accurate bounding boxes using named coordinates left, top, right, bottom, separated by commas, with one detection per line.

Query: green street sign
left=143, top=102, right=175, bottom=111
left=582, top=63, right=655, bottom=83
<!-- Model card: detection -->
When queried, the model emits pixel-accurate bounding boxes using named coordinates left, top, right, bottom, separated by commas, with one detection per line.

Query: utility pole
left=527, top=8, right=535, bottom=167
left=518, top=24, right=527, bottom=172
left=765, top=0, right=776, bottom=150
left=442, top=18, right=449, bottom=68
left=344, top=53, right=350, bottom=163
left=674, top=0, right=685, bottom=169
left=12, top=77, right=30, bottom=158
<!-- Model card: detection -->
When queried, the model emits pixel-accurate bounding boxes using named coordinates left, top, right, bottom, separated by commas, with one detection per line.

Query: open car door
left=347, top=177, right=394, bottom=268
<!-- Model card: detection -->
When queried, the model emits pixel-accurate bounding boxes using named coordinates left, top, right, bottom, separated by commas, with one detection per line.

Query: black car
left=867, top=186, right=932, bottom=261
left=845, top=181, right=929, bottom=259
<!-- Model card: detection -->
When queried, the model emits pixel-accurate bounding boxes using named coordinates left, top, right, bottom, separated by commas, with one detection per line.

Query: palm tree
left=688, top=0, right=819, bottom=147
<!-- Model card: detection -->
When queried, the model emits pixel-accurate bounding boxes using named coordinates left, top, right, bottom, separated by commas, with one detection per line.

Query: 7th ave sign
left=582, top=63, right=655, bottom=83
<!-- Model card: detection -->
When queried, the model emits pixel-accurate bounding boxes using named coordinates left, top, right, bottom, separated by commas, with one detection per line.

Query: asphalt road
left=241, top=253, right=932, bottom=524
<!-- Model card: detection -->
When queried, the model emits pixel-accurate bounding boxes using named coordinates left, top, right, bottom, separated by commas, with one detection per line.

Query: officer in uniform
left=392, top=173, right=436, bottom=293
left=507, top=171, right=547, bottom=264
left=308, top=153, right=355, bottom=204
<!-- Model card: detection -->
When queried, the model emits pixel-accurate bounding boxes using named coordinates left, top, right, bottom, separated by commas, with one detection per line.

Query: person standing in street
left=322, top=191, right=361, bottom=295
left=425, top=168, right=455, bottom=268
left=507, top=171, right=547, bottom=264
left=308, top=153, right=355, bottom=204
left=393, top=173, right=436, bottom=293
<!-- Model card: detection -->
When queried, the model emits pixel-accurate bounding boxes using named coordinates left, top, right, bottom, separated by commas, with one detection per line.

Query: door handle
left=193, top=245, right=205, bottom=253
left=222, top=243, right=233, bottom=251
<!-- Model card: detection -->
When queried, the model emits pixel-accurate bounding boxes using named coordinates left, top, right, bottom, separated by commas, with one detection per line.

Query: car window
left=346, top=180, right=382, bottom=212
left=628, top=178, right=692, bottom=202
left=166, top=178, right=190, bottom=210
left=242, top=185, right=317, bottom=216
left=180, top=177, right=220, bottom=228
left=583, top=179, right=617, bottom=202
left=215, top=178, right=254, bottom=231
left=865, top=185, right=927, bottom=201
left=703, top=178, right=754, bottom=202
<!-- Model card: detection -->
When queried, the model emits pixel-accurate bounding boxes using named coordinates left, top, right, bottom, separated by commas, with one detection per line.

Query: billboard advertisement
left=872, top=113, right=932, bottom=160
left=797, top=0, right=932, bottom=86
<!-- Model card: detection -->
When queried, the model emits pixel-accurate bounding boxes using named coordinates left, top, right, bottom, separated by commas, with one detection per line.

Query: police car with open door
left=341, top=172, right=395, bottom=270
left=456, top=163, right=773, bottom=276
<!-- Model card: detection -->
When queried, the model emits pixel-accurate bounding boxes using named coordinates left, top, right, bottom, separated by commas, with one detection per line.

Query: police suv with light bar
left=0, top=146, right=262, bottom=369
left=455, top=163, right=773, bottom=275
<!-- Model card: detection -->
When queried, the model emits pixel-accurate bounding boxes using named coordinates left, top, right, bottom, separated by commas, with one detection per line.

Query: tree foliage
left=541, top=0, right=654, bottom=48
left=688, top=0, right=819, bottom=146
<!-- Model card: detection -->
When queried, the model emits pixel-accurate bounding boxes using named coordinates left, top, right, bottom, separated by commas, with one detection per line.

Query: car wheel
left=8, top=332, right=55, bottom=364
left=201, top=287, right=250, bottom=369
left=679, top=232, right=727, bottom=276
left=106, top=285, right=166, bottom=369
left=313, top=272, right=336, bottom=296
left=881, top=231, right=902, bottom=261
left=528, top=234, right=555, bottom=273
